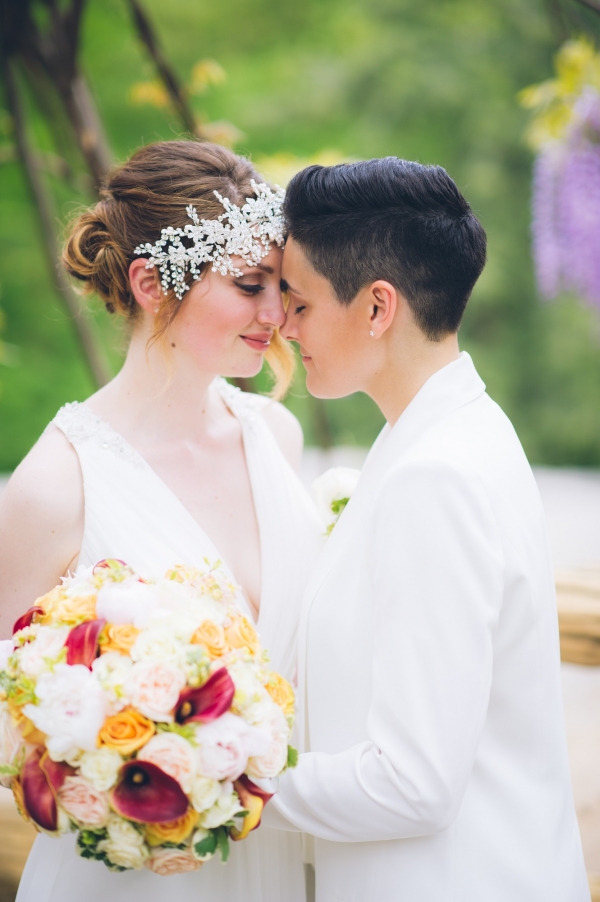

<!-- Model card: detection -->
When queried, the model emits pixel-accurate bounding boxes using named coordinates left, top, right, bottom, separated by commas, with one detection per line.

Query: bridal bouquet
left=0, top=559, right=296, bottom=876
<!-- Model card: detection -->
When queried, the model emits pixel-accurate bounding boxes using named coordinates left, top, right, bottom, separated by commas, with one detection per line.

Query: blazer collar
left=302, top=352, right=486, bottom=601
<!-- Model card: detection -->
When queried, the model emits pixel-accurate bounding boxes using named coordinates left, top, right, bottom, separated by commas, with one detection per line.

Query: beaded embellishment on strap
left=215, top=378, right=264, bottom=433
left=53, top=402, right=144, bottom=467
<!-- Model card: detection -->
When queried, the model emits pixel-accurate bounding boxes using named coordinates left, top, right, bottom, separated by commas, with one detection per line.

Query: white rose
left=136, top=732, right=196, bottom=793
left=0, top=639, right=14, bottom=671
left=0, top=703, right=24, bottom=786
left=23, top=663, right=108, bottom=761
left=92, top=652, right=132, bottom=713
left=312, top=466, right=360, bottom=531
left=154, top=579, right=195, bottom=613
left=96, top=579, right=159, bottom=629
left=198, top=780, right=244, bottom=828
left=18, top=625, right=70, bottom=677
left=125, top=660, right=186, bottom=722
left=97, top=814, right=148, bottom=870
left=246, top=707, right=289, bottom=779
left=130, top=627, right=186, bottom=667
left=190, top=775, right=221, bottom=813
left=79, top=747, right=123, bottom=792
left=195, top=712, right=268, bottom=781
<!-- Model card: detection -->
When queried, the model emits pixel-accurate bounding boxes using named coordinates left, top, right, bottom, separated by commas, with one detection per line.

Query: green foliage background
left=2, top=0, right=600, bottom=469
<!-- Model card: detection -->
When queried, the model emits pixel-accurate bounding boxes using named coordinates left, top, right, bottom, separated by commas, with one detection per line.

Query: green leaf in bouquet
left=330, top=497, right=350, bottom=515
left=215, top=826, right=230, bottom=862
left=156, top=722, right=198, bottom=745
left=193, top=831, right=218, bottom=859
left=0, top=764, right=19, bottom=777
left=287, top=746, right=299, bottom=769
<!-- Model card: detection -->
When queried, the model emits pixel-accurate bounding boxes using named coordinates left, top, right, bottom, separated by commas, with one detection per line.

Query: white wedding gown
left=16, top=378, right=322, bottom=902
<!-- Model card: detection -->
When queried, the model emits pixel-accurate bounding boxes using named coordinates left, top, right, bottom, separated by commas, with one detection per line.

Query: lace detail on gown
left=53, top=402, right=144, bottom=467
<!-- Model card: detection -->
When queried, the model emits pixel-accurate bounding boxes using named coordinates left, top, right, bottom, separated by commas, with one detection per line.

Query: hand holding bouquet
left=0, top=559, right=296, bottom=875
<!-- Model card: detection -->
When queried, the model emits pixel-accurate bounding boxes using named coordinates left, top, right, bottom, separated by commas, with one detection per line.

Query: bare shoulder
left=0, top=426, right=84, bottom=633
left=253, top=396, right=304, bottom=472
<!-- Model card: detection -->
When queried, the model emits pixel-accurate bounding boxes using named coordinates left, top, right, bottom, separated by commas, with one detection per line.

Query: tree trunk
left=3, top=57, right=112, bottom=388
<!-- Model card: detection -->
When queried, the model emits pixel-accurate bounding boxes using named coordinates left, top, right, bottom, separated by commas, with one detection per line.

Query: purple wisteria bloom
left=532, top=88, right=600, bottom=307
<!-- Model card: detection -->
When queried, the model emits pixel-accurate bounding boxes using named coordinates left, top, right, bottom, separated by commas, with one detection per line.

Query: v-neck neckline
left=80, top=380, right=266, bottom=627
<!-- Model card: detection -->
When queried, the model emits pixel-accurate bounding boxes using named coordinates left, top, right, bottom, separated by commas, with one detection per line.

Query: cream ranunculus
left=96, top=579, right=159, bottom=630
left=18, top=626, right=70, bottom=677
left=195, top=712, right=268, bottom=781
left=0, top=703, right=25, bottom=787
left=198, top=780, right=244, bottom=829
left=190, top=775, right=221, bottom=813
left=136, top=732, right=196, bottom=793
left=91, top=652, right=132, bottom=714
left=57, top=775, right=109, bottom=828
left=79, top=747, right=123, bottom=792
left=246, top=707, right=289, bottom=779
left=228, top=660, right=273, bottom=724
left=125, top=660, right=186, bottom=722
left=130, top=627, right=187, bottom=667
left=97, top=814, right=148, bottom=870
left=23, top=663, right=108, bottom=761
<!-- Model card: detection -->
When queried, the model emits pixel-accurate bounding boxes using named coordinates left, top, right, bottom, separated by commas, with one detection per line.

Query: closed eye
left=294, top=305, right=306, bottom=314
left=235, top=282, right=265, bottom=295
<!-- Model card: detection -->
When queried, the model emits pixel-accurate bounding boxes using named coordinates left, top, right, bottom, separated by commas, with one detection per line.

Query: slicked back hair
left=283, top=158, right=487, bottom=340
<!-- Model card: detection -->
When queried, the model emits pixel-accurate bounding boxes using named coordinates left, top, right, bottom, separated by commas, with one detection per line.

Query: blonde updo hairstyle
left=62, top=140, right=295, bottom=399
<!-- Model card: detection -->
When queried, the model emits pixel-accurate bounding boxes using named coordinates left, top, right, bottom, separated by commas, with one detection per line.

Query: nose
left=281, top=306, right=298, bottom=342
left=256, top=285, right=286, bottom=329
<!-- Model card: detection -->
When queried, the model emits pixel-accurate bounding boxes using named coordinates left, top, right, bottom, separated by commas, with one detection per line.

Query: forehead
left=282, top=237, right=323, bottom=289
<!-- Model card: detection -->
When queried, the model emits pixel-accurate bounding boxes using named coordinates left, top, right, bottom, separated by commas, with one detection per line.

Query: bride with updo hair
left=0, top=140, right=321, bottom=902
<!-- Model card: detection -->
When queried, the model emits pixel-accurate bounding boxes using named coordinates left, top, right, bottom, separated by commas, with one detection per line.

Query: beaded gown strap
left=215, top=377, right=265, bottom=434
left=52, top=402, right=144, bottom=468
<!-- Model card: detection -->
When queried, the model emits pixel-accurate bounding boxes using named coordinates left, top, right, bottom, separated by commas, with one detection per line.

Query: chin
left=305, top=371, right=352, bottom=400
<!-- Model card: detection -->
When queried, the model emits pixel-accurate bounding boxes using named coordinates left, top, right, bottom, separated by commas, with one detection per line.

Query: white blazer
left=270, top=353, right=589, bottom=902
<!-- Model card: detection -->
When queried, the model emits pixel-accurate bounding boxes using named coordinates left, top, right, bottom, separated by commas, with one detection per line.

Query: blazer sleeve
left=270, top=458, right=504, bottom=841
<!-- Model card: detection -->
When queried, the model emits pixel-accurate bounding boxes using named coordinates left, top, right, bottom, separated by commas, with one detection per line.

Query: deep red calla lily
left=93, top=559, right=127, bottom=573
left=230, top=774, right=274, bottom=841
left=175, top=668, right=235, bottom=725
left=12, top=606, right=44, bottom=635
left=21, top=749, right=73, bottom=832
left=65, top=619, right=106, bottom=668
left=110, top=760, right=188, bottom=824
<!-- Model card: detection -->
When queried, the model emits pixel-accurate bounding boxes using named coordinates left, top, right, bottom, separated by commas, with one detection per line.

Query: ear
left=128, top=258, right=163, bottom=315
left=367, top=280, right=398, bottom=338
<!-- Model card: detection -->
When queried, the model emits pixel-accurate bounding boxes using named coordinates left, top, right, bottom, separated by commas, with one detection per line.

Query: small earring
left=369, top=330, right=374, bottom=337
left=154, top=307, right=159, bottom=314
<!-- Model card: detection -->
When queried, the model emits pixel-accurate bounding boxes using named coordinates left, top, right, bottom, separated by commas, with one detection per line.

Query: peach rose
left=145, top=847, right=202, bottom=876
left=136, top=733, right=196, bottom=793
left=125, top=661, right=186, bottom=722
left=100, top=624, right=140, bottom=656
left=246, top=707, right=289, bottom=779
left=98, top=709, right=155, bottom=755
left=145, top=807, right=199, bottom=846
left=225, top=615, right=260, bottom=656
left=191, top=622, right=227, bottom=658
left=265, top=673, right=295, bottom=717
left=40, top=587, right=97, bottom=626
left=58, top=775, right=109, bottom=828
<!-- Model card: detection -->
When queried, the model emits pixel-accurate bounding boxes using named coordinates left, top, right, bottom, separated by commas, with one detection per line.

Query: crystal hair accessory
left=134, top=180, right=285, bottom=301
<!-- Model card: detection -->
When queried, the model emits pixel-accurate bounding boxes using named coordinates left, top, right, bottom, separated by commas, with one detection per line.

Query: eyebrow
left=280, top=278, right=302, bottom=295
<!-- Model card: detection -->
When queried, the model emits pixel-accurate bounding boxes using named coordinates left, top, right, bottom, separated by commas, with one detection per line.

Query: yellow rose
left=225, top=615, right=260, bottom=656
left=145, top=807, right=199, bottom=846
left=265, top=673, right=295, bottom=717
left=39, top=587, right=97, bottom=626
left=98, top=709, right=155, bottom=755
left=100, top=624, right=140, bottom=655
left=191, top=621, right=226, bottom=658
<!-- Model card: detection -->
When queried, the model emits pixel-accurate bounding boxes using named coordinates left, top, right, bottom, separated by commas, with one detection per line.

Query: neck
left=97, top=324, right=221, bottom=443
left=366, top=330, right=460, bottom=426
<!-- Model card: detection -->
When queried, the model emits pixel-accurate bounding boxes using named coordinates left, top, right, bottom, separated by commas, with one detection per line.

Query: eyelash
left=234, top=282, right=265, bottom=295
left=294, top=305, right=306, bottom=315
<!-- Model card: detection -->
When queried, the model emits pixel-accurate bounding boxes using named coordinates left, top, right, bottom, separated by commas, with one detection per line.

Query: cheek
left=172, top=291, right=253, bottom=355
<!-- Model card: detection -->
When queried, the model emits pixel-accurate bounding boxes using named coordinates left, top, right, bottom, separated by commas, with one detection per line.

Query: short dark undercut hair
left=283, top=157, right=487, bottom=340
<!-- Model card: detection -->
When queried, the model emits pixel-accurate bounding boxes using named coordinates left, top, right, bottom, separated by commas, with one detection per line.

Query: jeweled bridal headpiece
left=134, top=180, right=285, bottom=301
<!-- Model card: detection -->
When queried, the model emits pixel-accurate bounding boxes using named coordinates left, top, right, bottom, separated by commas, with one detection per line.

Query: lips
left=241, top=333, right=272, bottom=351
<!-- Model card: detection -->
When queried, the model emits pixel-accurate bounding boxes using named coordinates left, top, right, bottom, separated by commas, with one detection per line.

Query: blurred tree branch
left=2, top=56, right=111, bottom=387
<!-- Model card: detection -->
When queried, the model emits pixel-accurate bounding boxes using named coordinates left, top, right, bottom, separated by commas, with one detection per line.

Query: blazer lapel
left=296, top=352, right=486, bottom=747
